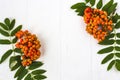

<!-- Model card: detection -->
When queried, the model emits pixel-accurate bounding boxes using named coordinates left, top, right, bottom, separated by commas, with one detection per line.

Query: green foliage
left=90, top=0, right=95, bottom=6
left=0, top=22, right=9, bottom=30
left=112, top=13, right=120, bottom=23
left=14, top=66, right=25, bottom=78
left=28, top=61, right=43, bottom=70
left=115, top=21, right=120, bottom=29
left=0, top=39, right=11, bottom=44
left=11, top=25, right=22, bottom=36
left=0, top=28, right=9, bottom=36
left=102, top=0, right=114, bottom=12
left=4, top=18, right=10, bottom=27
left=107, top=60, right=115, bottom=70
left=14, top=48, right=22, bottom=54
left=71, top=3, right=88, bottom=16
left=85, top=0, right=90, bottom=3
left=98, top=39, right=114, bottom=45
left=96, top=0, right=103, bottom=9
left=9, top=56, right=21, bottom=71
left=107, top=3, right=117, bottom=15
left=9, top=19, right=15, bottom=30
left=98, top=46, right=114, bottom=54
left=12, top=37, right=18, bottom=43
left=115, top=59, right=120, bottom=71
left=0, top=49, right=13, bottom=64
left=101, top=53, right=114, bottom=64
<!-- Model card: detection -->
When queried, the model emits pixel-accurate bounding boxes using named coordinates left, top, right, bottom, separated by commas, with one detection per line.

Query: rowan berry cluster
left=84, top=7, right=113, bottom=42
left=15, top=30, right=41, bottom=66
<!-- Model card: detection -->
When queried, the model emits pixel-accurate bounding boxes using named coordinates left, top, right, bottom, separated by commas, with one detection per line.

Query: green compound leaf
left=98, top=46, right=114, bottom=54
left=32, top=69, right=46, bottom=75
left=9, top=19, right=15, bottom=30
left=14, top=48, right=22, bottom=54
left=115, top=53, right=120, bottom=58
left=98, top=39, right=114, bottom=45
left=97, top=0, right=103, bottom=9
left=115, top=21, right=120, bottom=29
left=12, top=37, right=18, bottom=43
left=28, top=61, right=43, bottom=70
left=116, top=40, right=120, bottom=44
left=0, top=49, right=13, bottom=64
left=9, top=56, right=21, bottom=71
left=0, top=22, right=9, bottom=30
left=0, top=39, right=11, bottom=44
left=107, top=60, right=115, bottom=71
left=85, top=0, right=90, bottom=3
left=107, top=3, right=117, bottom=15
left=34, top=75, right=47, bottom=79
left=11, top=25, right=22, bottom=36
left=0, top=28, right=9, bottom=36
left=102, top=0, right=114, bottom=12
left=101, top=53, right=114, bottom=64
left=4, top=18, right=10, bottom=27
left=24, top=74, right=32, bottom=80
left=17, top=69, right=28, bottom=80
left=115, top=59, right=120, bottom=71
left=115, top=46, right=120, bottom=51
left=90, top=0, right=95, bottom=6
left=71, top=3, right=88, bottom=16
left=112, top=13, right=120, bottom=23
left=14, top=66, right=25, bottom=78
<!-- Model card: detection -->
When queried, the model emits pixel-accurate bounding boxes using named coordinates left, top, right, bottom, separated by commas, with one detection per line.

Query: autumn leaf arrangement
left=0, top=18, right=47, bottom=80
left=71, top=0, right=120, bottom=71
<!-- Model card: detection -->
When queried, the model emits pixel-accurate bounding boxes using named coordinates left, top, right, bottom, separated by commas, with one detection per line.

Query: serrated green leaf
left=115, top=46, right=120, bottom=51
left=98, top=39, right=114, bottom=45
left=32, top=69, right=46, bottom=75
left=4, top=18, right=10, bottom=27
left=9, top=56, right=21, bottom=71
left=9, top=19, right=15, bottom=30
left=71, top=3, right=86, bottom=9
left=17, top=69, right=28, bottom=80
left=24, top=74, right=33, bottom=80
left=0, top=49, right=13, bottom=64
left=107, top=60, right=115, bottom=71
left=0, top=22, right=9, bottom=30
left=12, top=37, right=18, bottom=43
left=101, top=53, right=114, bottom=64
left=102, top=0, right=114, bottom=11
left=28, top=61, right=43, bottom=70
left=115, top=59, right=120, bottom=71
left=117, top=33, right=120, bottom=38
left=107, top=3, right=117, bottom=15
left=116, top=40, right=120, bottom=44
left=34, top=75, right=47, bottom=79
left=0, top=28, right=9, bottom=36
left=115, top=53, right=120, bottom=58
left=0, top=39, right=11, bottom=44
left=14, top=66, right=25, bottom=78
left=11, top=25, right=22, bottom=36
left=97, top=0, right=103, bottom=9
left=85, top=0, right=90, bottom=3
left=14, top=48, right=22, bottom=54
left=90, top=0, right=95, bottom=6
left=98, top=46, right=114, bottom=54
left=115, top=21, right=120, bottom=29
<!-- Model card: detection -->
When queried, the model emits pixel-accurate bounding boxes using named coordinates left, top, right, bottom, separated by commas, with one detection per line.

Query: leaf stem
left=8, top=30, right=15, bottom=56
left=113, top=29, right=117, bottom=61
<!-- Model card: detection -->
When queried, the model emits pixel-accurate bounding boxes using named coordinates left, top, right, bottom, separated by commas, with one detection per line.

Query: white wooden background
left=0, top=0, right=120, bottom=80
